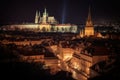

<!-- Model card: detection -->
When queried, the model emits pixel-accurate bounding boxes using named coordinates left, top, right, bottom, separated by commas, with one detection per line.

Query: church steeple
left=84, top=5, right=94, bottom=36
left=86, top=6, right=93, bottom=27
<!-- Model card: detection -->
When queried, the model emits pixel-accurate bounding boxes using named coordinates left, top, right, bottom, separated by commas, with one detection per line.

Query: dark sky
left=0, top=0, right=120, bottom=25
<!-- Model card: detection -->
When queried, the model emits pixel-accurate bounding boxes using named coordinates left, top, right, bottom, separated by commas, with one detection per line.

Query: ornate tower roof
left=85, top=6, right=93, bottom=27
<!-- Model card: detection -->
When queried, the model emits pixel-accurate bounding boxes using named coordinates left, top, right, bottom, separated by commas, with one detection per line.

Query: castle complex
left=1, top=7, right=96, bottom=36
left=1, top=8, right=77, bottom=33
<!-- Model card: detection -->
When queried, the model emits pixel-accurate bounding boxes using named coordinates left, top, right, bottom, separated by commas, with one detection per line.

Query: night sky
left=0, top=0, right=120, bottom=25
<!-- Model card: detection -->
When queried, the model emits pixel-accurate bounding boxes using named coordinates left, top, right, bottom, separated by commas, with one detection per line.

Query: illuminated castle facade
left=0, top=8, right=77, bottom=33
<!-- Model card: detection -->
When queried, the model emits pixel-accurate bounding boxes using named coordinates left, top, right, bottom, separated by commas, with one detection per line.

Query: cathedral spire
left=38, top=11, right=41, bottom=23
left=44, top=8, right=47, bottom=14
left=35, top=10, right=39, bottom=23
left=42, top=8, right=48, bottom=24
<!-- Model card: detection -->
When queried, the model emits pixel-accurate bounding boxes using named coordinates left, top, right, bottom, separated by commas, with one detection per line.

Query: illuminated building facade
left=68, top=43, right=110, bottom=80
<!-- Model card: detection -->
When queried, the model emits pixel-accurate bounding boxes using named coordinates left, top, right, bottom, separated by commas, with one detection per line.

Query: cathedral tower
left=38, top=11, right=41, bottom=23
left=84, top=6, right=94, bottom=37
left=35, top=10, right=39, bottom=23
left=42, top=8, right=48, bottom=24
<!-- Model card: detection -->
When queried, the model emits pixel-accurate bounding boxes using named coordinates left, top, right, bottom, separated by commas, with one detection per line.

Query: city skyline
left=0, top=0, right=120, bottom=25
left=0, top=1, right=120, bottom=80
